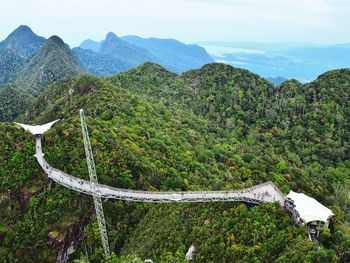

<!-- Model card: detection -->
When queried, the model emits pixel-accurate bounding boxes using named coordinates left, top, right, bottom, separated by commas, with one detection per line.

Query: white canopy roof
left=286, top=191, right=334, bottom=223
left=14, top=120, right=60, bottom=135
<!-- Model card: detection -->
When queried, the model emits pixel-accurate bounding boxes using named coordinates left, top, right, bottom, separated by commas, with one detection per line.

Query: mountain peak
left=99, top=32, right=126, bottom=54
left=133, top=62, right=174, bottom=75
left=106, top=32, right=119, bottom=40
left=47, top=35, right=66, bottom=47
left=0, top=25, right=45, bottom=58
left=14, top=34, right=83, bottom=94
left=10, top=25, right=34, bottom=36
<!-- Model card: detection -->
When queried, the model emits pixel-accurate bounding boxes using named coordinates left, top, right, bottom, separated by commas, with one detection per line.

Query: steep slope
left=122, top=35, right=213, bottom=72
left=0, top=25, right=45, bottom=86
left=0, top=25, right=45, bottom=58
left=1, top=66, right=350, bottom=262
left=0, top=48, right=26, bottom=85
left=3, top=74, right=265, bottom=261
left=14, top=35, right=83, bottom=95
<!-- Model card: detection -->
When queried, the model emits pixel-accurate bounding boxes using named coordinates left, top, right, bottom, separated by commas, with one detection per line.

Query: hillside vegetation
left=0, top=85, right=33, bottom=121
left=0, top=49, right=26, bottom=85
left=0, top=64, right=349, bottom=262
left=0, top=25, right=214, bottom=124
left=0, top=34, right=83, bottom=121
left=14, top=35, right=83, bottom=95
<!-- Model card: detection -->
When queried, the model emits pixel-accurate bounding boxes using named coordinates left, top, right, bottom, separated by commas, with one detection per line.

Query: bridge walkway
left=34, top=136, right=285, bottom=205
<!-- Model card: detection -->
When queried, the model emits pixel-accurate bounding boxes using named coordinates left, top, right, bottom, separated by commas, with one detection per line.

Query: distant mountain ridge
left=73, top=32, right=161, bottom=75
left=99, top=32, right=161, bottom=64
left=76, top=33, right=213, bottom=74
left=0, top=25, right=214, bottom=87
left=122, top=35, right=214, bottom=72
left=79, top=39, right=102, bottom=52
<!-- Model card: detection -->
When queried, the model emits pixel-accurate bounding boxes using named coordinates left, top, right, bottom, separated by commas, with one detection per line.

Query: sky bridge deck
left=35, top=136, right=285, bottom=205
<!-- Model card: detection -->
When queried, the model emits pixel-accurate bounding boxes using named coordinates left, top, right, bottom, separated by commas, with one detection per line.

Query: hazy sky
left=1, top=0, right=350, bottom=47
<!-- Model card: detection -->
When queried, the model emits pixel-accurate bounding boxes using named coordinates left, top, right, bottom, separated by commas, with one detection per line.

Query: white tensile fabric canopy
left=286, top=191, right=334, bottom=223
left=14, top=120, right=60, bottom=135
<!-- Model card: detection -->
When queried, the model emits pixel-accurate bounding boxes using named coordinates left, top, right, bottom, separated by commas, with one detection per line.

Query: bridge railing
left=35, top=136, right=284, bottom=204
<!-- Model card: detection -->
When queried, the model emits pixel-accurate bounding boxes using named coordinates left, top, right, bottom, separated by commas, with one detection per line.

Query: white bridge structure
left=39, top=143, right=285, bottom=204
left=15, top=117, right=286, bottom=258
left=16, top=120, right=286, bottom=205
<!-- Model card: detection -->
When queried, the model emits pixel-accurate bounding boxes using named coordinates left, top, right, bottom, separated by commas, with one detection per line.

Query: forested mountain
left=0, top=23, right=348, bottom=263
left=0, top=25, right=45, bottom=58
left=0, top=25, right=213, bottom=86
left=1, top=63, right=349, bottom=262
left=111, top=63, right=275, bottom=129
left=74, top=32, right=161, bottom=76
left=122, top=35, right=214, bottom=72
left=0, top=27, right=84, bottom=121
left=0, top=25, right=45, bottom=86
left=14, top=35, right=83, bottom=95
left=76, top=33, right=213, bottom=75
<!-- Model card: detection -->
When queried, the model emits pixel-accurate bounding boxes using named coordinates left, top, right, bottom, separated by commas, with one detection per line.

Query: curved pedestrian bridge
left=33, top=135, right=285, bottom=205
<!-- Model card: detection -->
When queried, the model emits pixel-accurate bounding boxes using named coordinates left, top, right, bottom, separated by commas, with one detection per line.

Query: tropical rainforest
left=0, top=25, right=349, bottom=263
